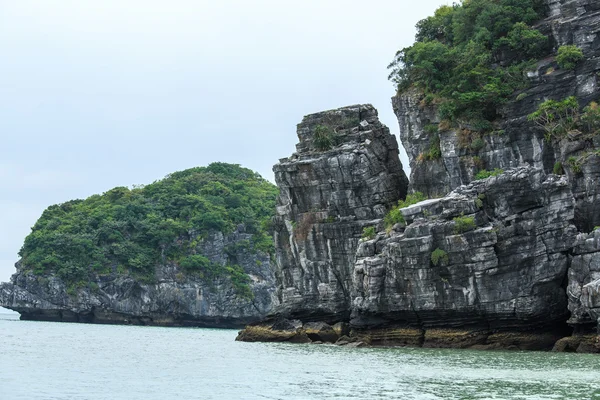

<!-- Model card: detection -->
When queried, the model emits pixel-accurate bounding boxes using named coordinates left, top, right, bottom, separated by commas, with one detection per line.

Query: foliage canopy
left=556, top=45, right=584, bottom=70
left=528, top=97, right=600, bottom=142
left=388, top=0, right=547, bottom=126
left=19, top=163, right=278, bottom=295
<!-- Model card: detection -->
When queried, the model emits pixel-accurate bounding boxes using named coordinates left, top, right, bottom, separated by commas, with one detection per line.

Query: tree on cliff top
left=19, top=163, right=278, bottom=291
left=388, top=0, right=548, bottom=126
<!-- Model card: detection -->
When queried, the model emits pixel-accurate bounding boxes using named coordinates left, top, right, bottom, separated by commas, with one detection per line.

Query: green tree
left=556, top=45, right=584, bottom=70
left=527, top=96, right=580, bottom=141
left=388, top=0, right=547, bottom=127
left=495, top=22, right=549, bottom=60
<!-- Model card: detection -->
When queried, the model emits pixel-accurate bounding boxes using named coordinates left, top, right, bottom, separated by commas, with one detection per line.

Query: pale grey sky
left=0, top=0, right=446, bottom=283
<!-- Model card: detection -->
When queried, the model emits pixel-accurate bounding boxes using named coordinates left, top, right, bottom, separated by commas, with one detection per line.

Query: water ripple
left=1, top=316, right=599, bottom=400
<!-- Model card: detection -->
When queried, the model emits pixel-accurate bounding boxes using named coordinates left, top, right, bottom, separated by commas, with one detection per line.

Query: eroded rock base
left=236, top=319, right=599, bottom=352
left=16, top=308, right=256, bottom=328
left=552, top=335, right=600, bottom=353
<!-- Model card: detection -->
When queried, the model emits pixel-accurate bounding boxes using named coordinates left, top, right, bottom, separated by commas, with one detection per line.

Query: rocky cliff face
left=240, top=165, right=599, bottom=351
left=353, top=167, right=576, bottom=332
left=238, top=1, right=600, bottom=350
left=568, top=230, right=600, bottom=330
left=271, top=104, right=409, bottom=322
left=0, top=226, right=275, bottom=327
left=393, top=0, right=600, bottom=232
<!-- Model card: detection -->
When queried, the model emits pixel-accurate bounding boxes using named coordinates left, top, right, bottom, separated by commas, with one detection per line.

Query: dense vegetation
left=19, top=163, right=278, bottom=296
left=556, top=45, right=584, bottom=70
left=388, top=0, right=548, bottom=127
left=528, top=97, right=600, bottom=142
left=384, top=192, right=428, bottom=229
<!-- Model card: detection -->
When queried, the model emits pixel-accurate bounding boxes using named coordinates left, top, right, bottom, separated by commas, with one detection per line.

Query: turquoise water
left=1, top=312, right=599, bottom=400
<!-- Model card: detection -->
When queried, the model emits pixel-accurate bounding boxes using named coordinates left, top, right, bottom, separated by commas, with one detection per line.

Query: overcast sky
left=0, top=0, right=446, bottom=284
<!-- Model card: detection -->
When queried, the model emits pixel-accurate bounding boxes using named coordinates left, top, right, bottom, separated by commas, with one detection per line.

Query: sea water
left=1, top=311, right=599, bottom=400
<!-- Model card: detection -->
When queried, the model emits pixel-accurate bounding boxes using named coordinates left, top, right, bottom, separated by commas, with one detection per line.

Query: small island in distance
left=1, top=163, right=278, bottom=327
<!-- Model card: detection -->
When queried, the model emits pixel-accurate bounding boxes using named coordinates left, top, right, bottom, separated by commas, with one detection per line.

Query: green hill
left=19, top=163, right=278, bottom=295
left=388, top=0, right=547, bottom=127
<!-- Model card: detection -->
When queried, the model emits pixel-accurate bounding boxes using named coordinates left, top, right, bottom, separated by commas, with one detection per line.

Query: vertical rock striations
left=236, top=1, right=600, bottom=351
left=271, top=104, right=409, bottom=322
left=568, top=230, right=600, bottom=331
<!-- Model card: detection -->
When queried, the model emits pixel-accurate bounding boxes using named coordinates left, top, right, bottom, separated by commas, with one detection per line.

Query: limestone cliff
left=240, top=164, right=598, bottom=350
left=352, top=167, right=576, bottom=332
left=568, top=230, right=600, bottom=330
left=393, top=0, right=600, bottom=232
left=0, top=226, right=275, bottom=327
left=388, top=0, right=600, bottom=340
left=238, top=1, right=600, bottom=351
left=272, top=104, right=409, bottom=322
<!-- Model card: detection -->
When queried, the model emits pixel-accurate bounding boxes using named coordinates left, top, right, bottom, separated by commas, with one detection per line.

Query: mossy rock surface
left=423, top=329, right=489, bottom=349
